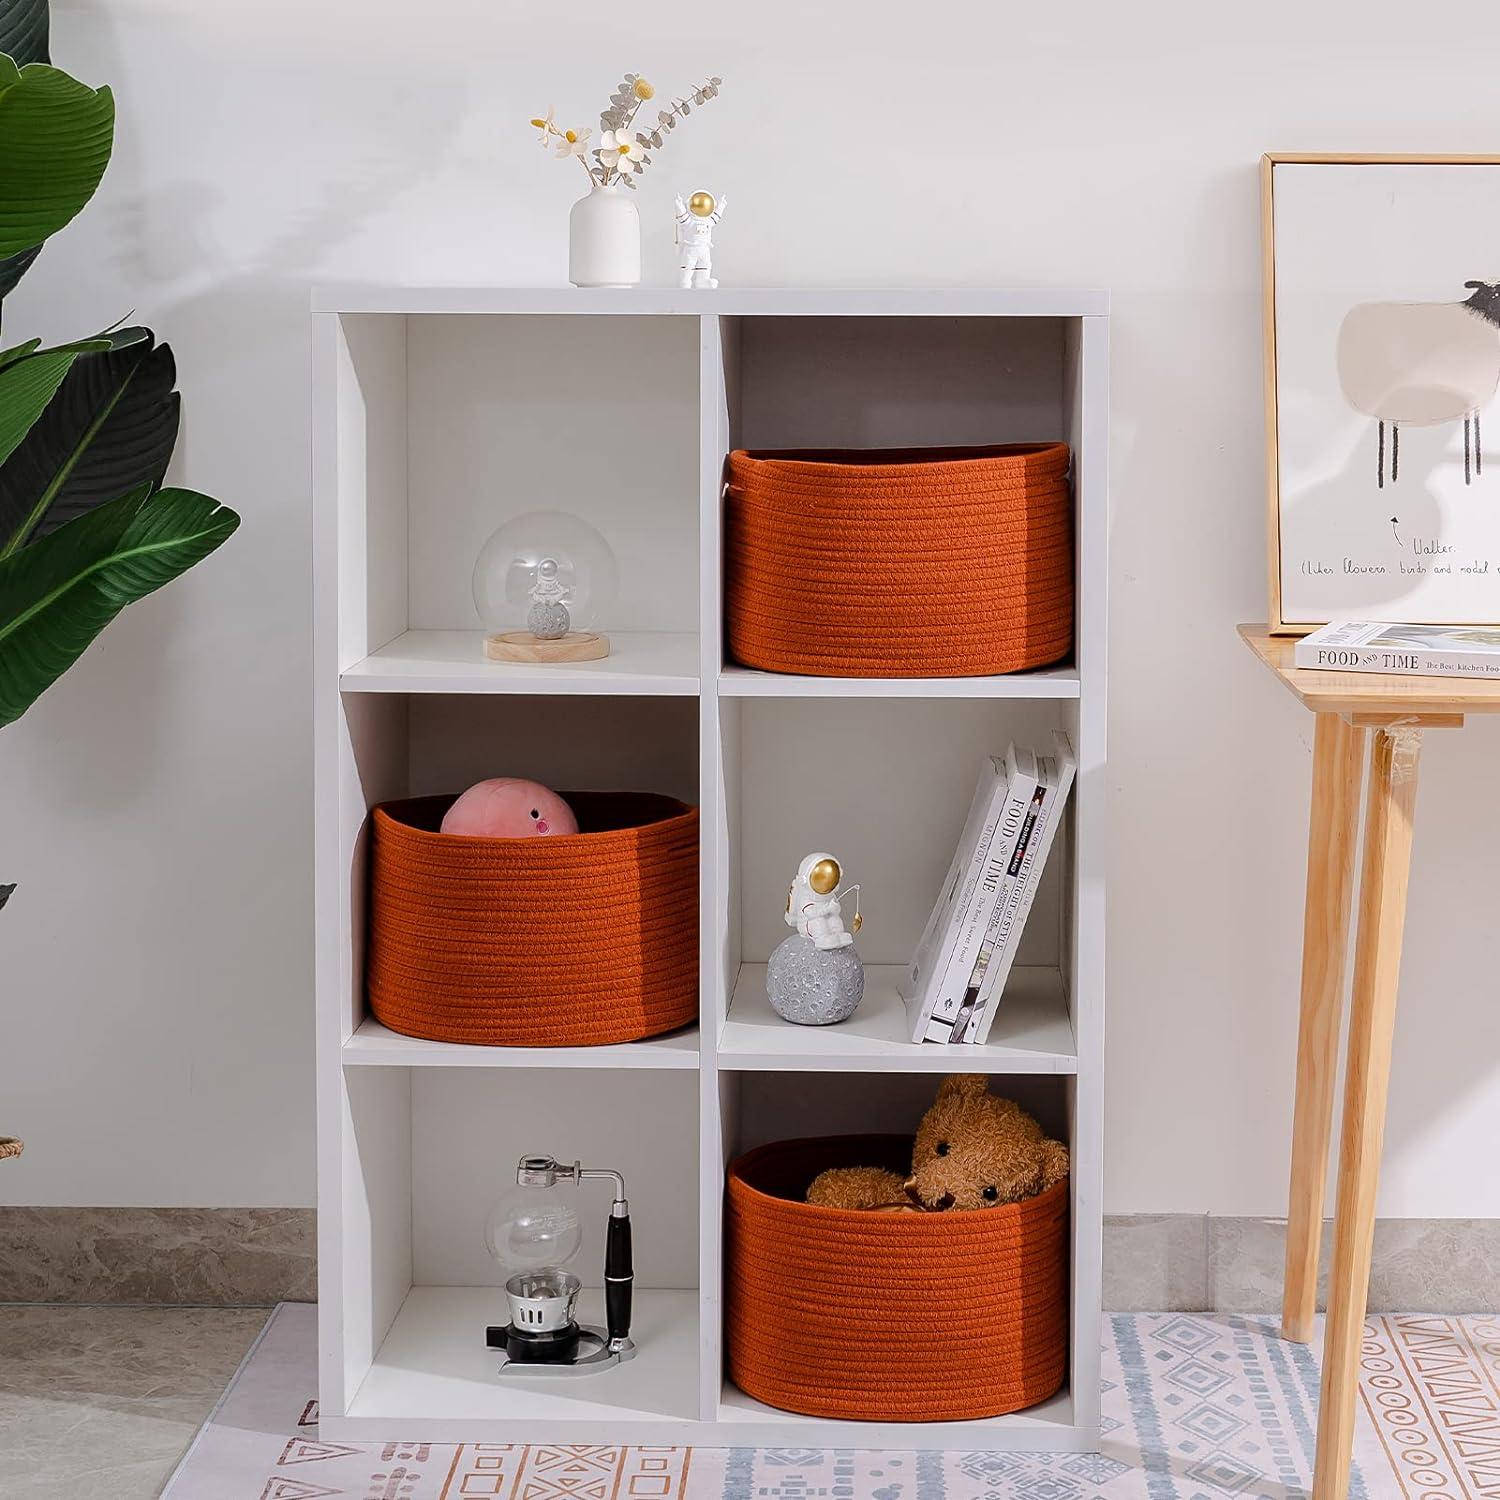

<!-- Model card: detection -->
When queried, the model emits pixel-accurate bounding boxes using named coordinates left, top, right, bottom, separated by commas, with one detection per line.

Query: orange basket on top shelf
left=724, top=443, right=1073, bottom=679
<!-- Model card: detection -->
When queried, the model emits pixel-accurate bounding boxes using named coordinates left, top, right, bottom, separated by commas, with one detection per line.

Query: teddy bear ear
left=937, top=1074, right=988, bottom=1101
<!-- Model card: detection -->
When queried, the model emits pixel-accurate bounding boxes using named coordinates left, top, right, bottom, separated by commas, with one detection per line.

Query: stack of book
left=900, top=732, right=1076, bottom=1046
left=1295, top=620, right=1500, bottom=679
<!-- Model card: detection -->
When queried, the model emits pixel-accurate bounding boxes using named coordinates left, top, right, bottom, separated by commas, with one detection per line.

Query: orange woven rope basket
left=367, top=792, right=698, bottom=1047
left=725, top=444, right=1073, bottom=678
left=726, top=1135, right=1069, bottom=1422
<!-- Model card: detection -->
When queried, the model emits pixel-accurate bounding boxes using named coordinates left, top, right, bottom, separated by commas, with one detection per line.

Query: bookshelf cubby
left=313, top=287, right=1107, bottom=1448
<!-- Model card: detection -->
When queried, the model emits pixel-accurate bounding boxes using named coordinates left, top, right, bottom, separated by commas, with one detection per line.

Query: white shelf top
left=344, top=1016, right=700, bottom=1069
left=344, top=1286, right=699, bottom=1435
left=718, top=964, right=1077, bottom=1073
left=340, top=630, right=699, bottom=696
left=312, top=285, right=1109, bottom=318
left=719, top=663, right=1080, bottom=699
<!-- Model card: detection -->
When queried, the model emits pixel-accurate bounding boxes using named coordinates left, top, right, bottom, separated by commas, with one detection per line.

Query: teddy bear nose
left=935, top=1193, right=955, bottom=1211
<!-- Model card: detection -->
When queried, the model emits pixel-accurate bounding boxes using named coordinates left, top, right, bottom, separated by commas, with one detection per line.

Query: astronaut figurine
left=785, top=853, right=861, bottom=951
left=674, top=191, right=727, bottom=290
left=526, top=556, right=571, bottom=641
left=767, top=851, right=866, bottom=1024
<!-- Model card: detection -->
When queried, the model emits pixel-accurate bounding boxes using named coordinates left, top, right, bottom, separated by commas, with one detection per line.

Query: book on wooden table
left=1295, top=621, right=1500, bottom=679
left=900, top=754, right=1008, bottom=1043
left=957, top=731, right=1078, bottom=1047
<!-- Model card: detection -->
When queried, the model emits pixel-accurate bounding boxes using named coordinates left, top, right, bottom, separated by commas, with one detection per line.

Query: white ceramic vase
left=569, top=186, right=641, bottom=288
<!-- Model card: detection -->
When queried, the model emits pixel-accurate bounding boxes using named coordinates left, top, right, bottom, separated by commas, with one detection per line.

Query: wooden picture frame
left=1263, top=153, right=1500, bottom=635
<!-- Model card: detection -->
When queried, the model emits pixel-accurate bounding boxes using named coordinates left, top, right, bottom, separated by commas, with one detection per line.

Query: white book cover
left=937, top=772, right=1048, bottom=1046
left=900, top=758, right=997, bottom=1004
left=1294, top=620, right=1500, bottom=679
left=922, top=746, right=1039, bottom=1044
left=900, top=755, right=1008, bottom=1042
left=968, top=730, right=1077, bottom=1046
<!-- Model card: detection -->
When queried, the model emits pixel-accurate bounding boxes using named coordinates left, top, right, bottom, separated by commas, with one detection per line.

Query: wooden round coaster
left=484, top=631, right=610, bottom=663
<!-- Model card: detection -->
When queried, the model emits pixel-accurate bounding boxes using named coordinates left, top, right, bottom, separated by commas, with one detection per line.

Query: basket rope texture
left=726, top=1134, right=1069, bottom=1422
left=725, top=444, right=1074, bottom=679
left=367, top=792, right=698, bottom=1047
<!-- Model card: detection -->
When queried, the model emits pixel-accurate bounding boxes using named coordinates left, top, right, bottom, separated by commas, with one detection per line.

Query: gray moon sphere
left=766, top=934, right=865, bottom=1025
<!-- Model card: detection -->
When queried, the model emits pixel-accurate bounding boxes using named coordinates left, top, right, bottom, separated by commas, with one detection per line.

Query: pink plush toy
left=439, top=778, right=579, bottom=839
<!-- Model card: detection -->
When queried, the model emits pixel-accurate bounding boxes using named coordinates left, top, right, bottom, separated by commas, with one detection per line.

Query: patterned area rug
left=164, top=1303, right=1500, bottom=1498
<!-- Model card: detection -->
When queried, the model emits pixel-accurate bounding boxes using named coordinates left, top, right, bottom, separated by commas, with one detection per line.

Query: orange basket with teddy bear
left=724, top=1078, right=1069, bottom=1422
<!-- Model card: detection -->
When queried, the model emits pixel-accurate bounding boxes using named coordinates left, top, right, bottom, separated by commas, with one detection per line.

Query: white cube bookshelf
left=313, top=287, right=1107, bottom=1448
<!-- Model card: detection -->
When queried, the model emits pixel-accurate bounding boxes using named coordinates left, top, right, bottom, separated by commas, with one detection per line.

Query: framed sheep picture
left=1263, top=153, right=1500, bottom=634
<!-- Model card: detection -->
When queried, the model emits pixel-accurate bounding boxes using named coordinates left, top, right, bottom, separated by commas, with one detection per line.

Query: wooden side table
left=1242, top=624, right=1500, bottom=1500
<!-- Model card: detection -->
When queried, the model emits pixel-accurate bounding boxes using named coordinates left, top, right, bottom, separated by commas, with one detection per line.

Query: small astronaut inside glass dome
left=473, top=511, right=618, bottom=664
left=526, top=558, right=571, bottom=639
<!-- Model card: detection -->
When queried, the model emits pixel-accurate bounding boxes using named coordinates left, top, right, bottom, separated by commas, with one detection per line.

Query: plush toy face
left=439, top=778, right=579, bottom=839
left=905, top=1074, right=1067, bottom=1211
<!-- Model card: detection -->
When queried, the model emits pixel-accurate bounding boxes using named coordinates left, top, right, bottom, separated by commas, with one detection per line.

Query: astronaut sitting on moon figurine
left=674, top=191, right=727, bottom=290
left=526, top=557, right=571, bottom=641
left=767, top=853, right=866, bottom=1026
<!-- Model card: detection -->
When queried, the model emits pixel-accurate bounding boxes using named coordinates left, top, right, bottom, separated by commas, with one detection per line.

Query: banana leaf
left=0, top=0, right=61, bottom=300
left=0, top=244, right=38, bottom=300
left=0, top=483, right=240, bottom=726
left=0, top=329, right=131, bottom=372
left=0, top=344, right=79, bottom=469
left=0, top=57, right=113, bottom=258
left=0, top=0, right=48, bottom=66
left=0, top=328, right=179, bottom=554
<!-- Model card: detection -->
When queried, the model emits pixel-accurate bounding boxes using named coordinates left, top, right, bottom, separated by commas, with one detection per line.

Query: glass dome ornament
left=473, top=511, right=618, bottom=665
left=482, top=1155, right=637, bottom=1373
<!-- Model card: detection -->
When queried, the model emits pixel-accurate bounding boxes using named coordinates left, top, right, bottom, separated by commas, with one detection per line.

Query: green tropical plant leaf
left=0, top=243, right=39, bottom=299
left=0, top=344, right=79, bottom=469
left=0, top=58, right=113, bottom=258
left=0, top=337, right=40, bottom=368
left=0, top=328, right=180, bottom=554
left=0, top=329, right=141, bottom=371
left=0, top=0, right=49, bottom=66
left=0, top=0, right=67, bottom=297
left=0, top=483, right=239, bottom=726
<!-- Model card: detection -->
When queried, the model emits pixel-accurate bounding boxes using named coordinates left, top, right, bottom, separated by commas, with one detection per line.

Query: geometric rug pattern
left=164, top=1303, right=1500, bottom=1498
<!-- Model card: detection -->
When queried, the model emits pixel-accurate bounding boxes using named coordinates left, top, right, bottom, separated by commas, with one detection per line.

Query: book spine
left=1294, top=641, right=1500, bottom=678
left=971, top=751, right=1076, bottom=1045
left=923, top=769, right=1036, bottom=1042
left=939, top=783, right=1046, bottom=1045
left=906, top=771, right=1008, bottom=1042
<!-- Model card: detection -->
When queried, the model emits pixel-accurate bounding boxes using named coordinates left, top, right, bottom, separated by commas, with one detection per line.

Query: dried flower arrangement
left=531, top=73, right=723, bottom=191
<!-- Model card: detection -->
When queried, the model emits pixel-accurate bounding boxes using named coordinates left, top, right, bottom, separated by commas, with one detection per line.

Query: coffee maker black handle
left=605, top=1210, right=633, bottom=1346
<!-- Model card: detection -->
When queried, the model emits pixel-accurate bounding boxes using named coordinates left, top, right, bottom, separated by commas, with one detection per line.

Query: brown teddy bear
left=806, top=1074, right=1069, bottom=1212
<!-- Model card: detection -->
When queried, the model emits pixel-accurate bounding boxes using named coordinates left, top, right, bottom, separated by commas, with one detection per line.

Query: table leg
left=1312, top=726, right=1422, bottom=1500
left=1283, top=713, right=1366, bottom=1343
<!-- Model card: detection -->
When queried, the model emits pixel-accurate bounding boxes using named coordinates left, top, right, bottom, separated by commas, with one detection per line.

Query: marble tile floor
left=0, top=1303, right=272, bottom=1499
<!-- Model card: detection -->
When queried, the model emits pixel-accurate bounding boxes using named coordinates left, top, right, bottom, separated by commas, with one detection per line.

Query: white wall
left=3, top=0, right=1499, bottom=1216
